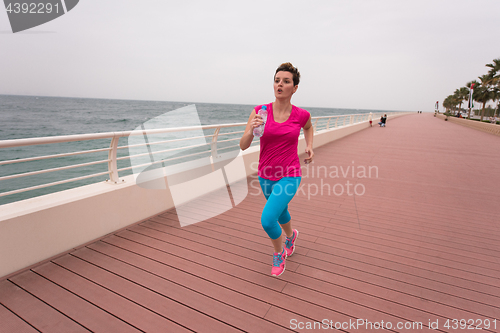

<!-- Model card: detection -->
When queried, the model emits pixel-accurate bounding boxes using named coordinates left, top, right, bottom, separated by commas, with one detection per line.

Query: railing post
left=335, top=118, right=338, bottom=128
left=326, top=117, right=331, bottom=130
left=313, top=119, right=318, bottom=133
left=107, top=135, right=120, bottom=184
left=350, top=115, right=353, bottom=124
left=211, top=127, right=221, bottom=159
left=210, top=127, right=222, bottom=172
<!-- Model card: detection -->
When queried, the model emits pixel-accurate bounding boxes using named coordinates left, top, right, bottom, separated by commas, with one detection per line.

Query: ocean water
left=0, top=94, right=389, bottom=205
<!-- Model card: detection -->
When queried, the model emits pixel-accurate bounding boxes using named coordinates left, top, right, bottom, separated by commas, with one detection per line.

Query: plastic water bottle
left=253, top=105, right=267, bottom=138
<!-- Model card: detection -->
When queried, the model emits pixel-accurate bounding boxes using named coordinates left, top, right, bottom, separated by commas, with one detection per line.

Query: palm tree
left=443, top=95, right=454, bottom=113
left=475, top=74, right=496, bottom=121
left=485, top=58, right=500, bottom=85
left=486, top=59, right=500, bottom=116
left=458, top=87, right=469, bottom=116
left=453, top=95, right=461, bottom=114
left=446, top=94, right=454, bottom=114
left=492, top=87, right=500, bottom=117
left=452, top=89, right=460, bottom=115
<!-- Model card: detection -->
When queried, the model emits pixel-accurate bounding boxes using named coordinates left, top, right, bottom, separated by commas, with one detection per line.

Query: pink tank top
left=256, top=103, right=311, bottom=180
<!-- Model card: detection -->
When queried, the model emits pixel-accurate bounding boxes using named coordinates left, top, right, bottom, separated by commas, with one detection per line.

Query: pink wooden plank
left=141, top=219, right=302, bottom=271
left=332, top=209, right=500, bottom=253
left=150, top=214, right=499, bottom=306
left=54, top=250, right=287, bottom=333
left=0, top=279, right=89, bottom=333
left=327, top=214, right=500, bottom=259
left=282, top=283, right=440, bottom=332
left=304, top=249, right=500, bottom=303
left=194, top=193, right=495, bottom=290
left=177, top=191, right=496, bottom=268
left=109, top=230, right=287, bottom=291
left=144, top=203, right=500, bottom=314
left=32, top=262, right=193, bottom=333
left=131, top=222, right=301, bottom=272
left=91, top=237, right=380, bottom=330
left=311, top=237, right=499, bottom=286
left=87, top=239, right=281, bottom=311
left=0, top=303, right=38, bottom=333
left=317, top=215, right=500, bottom=266
left=338, top=199, right=500, bottom=233
left=9, top=270, right=141, bottom=333
left=154, top=209, right=500, bottom=300
left=140, top=215, right=496, bottom=330
left=69, top=247, right=270, bottom=318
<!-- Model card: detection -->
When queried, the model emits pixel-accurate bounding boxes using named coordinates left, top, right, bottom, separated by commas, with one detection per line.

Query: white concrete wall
left=0, top=113, right=408, bottom=278
left=436, top=114, right=500, bottom=136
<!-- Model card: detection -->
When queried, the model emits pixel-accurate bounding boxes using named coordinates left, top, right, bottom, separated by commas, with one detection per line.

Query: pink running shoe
left=285, top=229, right=299, bottom=257
left=271, top=248, right=287, bottom=277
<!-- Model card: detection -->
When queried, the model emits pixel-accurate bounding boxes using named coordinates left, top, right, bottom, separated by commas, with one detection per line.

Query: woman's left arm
left=302, top=116, right=314, bottom=164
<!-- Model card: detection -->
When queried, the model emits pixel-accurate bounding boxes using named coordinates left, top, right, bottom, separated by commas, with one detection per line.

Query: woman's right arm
left=240, top=109, right=261, bottom=150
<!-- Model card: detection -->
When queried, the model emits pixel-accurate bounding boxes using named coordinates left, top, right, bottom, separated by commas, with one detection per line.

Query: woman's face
left=274, top=71, right=298, bottom=99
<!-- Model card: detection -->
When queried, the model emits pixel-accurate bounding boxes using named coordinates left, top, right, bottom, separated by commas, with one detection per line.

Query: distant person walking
left=378, top=114, right=387, bottom=127
left=240, top=62, right=314, bottom=277
left=369, top=112, right=373, bottom=126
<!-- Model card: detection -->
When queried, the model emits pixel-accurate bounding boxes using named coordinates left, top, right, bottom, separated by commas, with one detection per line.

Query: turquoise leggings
left=259, top=176, right=301, bottom=240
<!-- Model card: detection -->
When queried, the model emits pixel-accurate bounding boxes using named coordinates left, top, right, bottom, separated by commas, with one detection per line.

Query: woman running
left=240, top=62, right=314, bottom=277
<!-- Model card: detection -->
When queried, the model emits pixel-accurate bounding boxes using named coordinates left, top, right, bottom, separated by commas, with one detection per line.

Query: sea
left=0, top=94, right=396, bottom=206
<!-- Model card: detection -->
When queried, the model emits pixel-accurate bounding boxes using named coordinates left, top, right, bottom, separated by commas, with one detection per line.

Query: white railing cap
left=0, top=122, right=248, bottom=149
left=0, top=112, right=406, bottom=149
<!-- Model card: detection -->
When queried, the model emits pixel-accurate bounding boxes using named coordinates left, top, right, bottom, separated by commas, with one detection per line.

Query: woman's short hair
left=275, top=62, right=300, bottom=86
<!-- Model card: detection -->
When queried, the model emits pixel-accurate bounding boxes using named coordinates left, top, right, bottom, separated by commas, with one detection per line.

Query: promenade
left=1, top=113, right=499, bottom=332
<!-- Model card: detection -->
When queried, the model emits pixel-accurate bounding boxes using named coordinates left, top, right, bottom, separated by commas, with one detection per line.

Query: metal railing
left=0, top=112, right=404, bottom=200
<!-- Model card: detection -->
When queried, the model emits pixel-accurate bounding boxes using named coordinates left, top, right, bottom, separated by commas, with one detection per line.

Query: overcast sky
left=1, top=0, right=499, bottom=111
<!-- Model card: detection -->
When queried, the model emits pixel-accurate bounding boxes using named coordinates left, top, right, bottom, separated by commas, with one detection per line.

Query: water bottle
left=253, top=105, right=268, bottom=138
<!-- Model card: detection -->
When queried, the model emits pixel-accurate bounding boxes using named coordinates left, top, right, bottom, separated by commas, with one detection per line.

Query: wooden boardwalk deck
left=1, top=113, right=499, bottom=332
